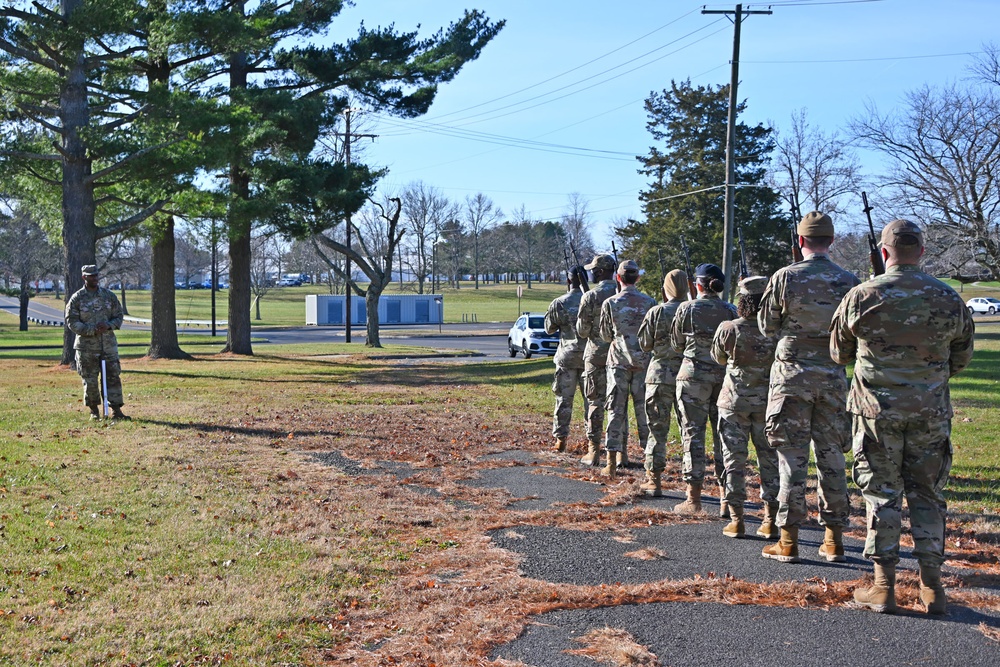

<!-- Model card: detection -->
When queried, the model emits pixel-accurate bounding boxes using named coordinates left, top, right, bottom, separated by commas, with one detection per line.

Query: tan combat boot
left=722, top=504, right=745, bottom=538
left=639, top=470, right=662, bottom=497
left=918, top=564, right=947, bottom=615
left=818, top=526, right=846, bottom=562
left=580, top=441, right=601, bottom=467
left=673, top=482, right=703, bottom=515
left=853, top=562, right=897, bottom=613
left=757, top=502, right=779, bottom=539
left=554, top=436, right=567, bottom=453
left=603, top=450, right=618, bottom=479
left=719, top=484, right=730, bottom=518
left=761, top=526, right=799, bottom=563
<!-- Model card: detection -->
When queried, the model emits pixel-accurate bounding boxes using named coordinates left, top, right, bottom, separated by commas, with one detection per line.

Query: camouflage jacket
left=545, top=289, right=585, bottom=370
left=598, top=285, right=656, bottom=372
left=576, top=279, right=618, bottom=368
left=638, top=298, right=684, bottom=384
left=712, top=317, right=776, bottom=412
left=66, top=286, right=123, bottom=354
left=830, top=264, right=975, bottom=421
left=670, top=294, right=737, bottom=383
left=758, top=254, right=860, bottom=378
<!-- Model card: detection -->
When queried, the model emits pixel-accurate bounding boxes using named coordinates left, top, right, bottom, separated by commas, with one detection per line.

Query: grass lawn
left=1, top=310, right=998, bottom=665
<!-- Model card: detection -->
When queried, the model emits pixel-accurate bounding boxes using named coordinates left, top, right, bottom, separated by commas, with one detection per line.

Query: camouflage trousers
left=718, top=407, right=780, bottom=510
left=582, top=365, right=608, bottom=446
left=551, top=366, right=587, bottom=439
left=852, top=415, right=952, bottom=567
left=644, top=382, right=677, bottom=474
left=766, top=373, right=851, bottom=528
left=676, top=378, right=723, bottom=484
left=76, top=350, right=124, bottom=409
left=604, top=366, right=648, bottom=453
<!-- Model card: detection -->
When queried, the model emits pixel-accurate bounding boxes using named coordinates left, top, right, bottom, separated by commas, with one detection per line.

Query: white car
left=508, top=312, right=559, bottom=359
left=967, top=297, right=1000, bottom=314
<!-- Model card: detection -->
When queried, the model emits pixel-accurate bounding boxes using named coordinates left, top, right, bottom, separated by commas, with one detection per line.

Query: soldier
left=65, top=264, right=129, bottom=420
left=670, top=263, right=737, bottom=514
left=637, top=269, right=688, bottom=496
left=575, top=254, right=618, bottom=467
left=759, top=211, right=860, bottom=564
left=544, top=266, right=589, bottom=452
left=597, top=260, right=656, bottom=478
left=831, top=219, right=974, bottom=614
left=711, top=276, right=780, bottom=538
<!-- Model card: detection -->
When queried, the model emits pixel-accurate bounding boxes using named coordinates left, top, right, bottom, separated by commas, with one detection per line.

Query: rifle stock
left=790, top=199, right=804, bottom=264
left=680, top=236, right=697, bottom=300
left=656, top=248, right=667, bottom=301
left=736, top=225, right=750, bottom=279
left=861, top=191, right=886, bottom=277
left=568, top=243, right=590, bottom=292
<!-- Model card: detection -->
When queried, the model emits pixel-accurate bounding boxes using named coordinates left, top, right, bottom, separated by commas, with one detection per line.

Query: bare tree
left=561, top=192, right=596, bottom=262
left=851, top=83, right=1000, bottom=278
left=771, top=108, right=863, bottom=218
left=400, top=182, right=455, bottom=294
left=250, top=234, right=278, bottom=321
left=0, top=210, right=60, bottom=331
left=462, top=193, right=503, bottom=288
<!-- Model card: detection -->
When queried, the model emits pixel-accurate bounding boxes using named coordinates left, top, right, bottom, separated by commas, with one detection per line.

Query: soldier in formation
left=597, top=260, right=656, bottom=478
left=670, top=263, right=737, bottom=514
left=575, top=254, right=619, bottom=467
left=710, top=275, right=779, bottom=538
left=758, top=211, right=859, bottom=564
left=544, top=266, right=589, bottom=452
left=831, top=219, right=974, bottom=614
left=65, top=264, right=130, bottom=421
left=637, top=269, right=689, bottom=497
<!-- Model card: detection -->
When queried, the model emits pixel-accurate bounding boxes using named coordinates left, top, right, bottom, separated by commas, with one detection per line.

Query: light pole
left=433, top=296, right=442, bottom=334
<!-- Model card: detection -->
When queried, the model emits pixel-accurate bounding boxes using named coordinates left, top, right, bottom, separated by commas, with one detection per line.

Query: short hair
left=620, top=271, right=639, bottom=285
left=737, top=292, right=763, bottom=319
left=886, top=243, right=923, bottom=264
left=801, top=235, right=833, bottom=250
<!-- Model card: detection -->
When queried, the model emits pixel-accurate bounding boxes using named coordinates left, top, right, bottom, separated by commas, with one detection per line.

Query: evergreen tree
left=620, top=80, right=785, bottom=296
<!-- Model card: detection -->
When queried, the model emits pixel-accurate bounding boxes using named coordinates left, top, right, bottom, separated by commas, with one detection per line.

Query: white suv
left=967, top=297, right=1000, bottom=314
left=508, top=313, right=559, bottom=358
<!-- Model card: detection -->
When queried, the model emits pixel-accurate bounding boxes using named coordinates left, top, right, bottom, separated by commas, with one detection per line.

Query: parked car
left=508, top=312, right=559, bottom=359
left=967, top=297, right=1000, bottom=314
left=277, top=277, right=302, bottom=287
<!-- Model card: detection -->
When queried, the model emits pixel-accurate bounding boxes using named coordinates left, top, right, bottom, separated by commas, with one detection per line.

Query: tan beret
left=880, top=219, right=923, bottom=247
left=584, top=254, right=616, bottom=272
left=797, top=211, right=834, bottom=237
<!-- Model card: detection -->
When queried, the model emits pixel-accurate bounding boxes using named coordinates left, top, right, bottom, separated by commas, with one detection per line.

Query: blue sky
left=330, top=0, right=998, bottom=248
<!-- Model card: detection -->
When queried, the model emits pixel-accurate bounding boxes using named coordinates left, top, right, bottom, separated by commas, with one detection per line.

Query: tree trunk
left=18, top=287, right=29, bottom=332
left=59, top=2, right=96, bottom=366
left=365, top=284, right=382, bottom=348
left=148, top=216, right=191, bottom=359
left=120, top=285, right=128, bottom=315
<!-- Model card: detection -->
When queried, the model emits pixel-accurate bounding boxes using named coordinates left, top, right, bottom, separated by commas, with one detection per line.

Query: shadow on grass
left=139, top=417, right=351, bottom=441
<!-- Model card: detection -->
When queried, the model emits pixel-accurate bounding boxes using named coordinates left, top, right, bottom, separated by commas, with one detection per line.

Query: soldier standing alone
left=597, top=260, right=656, bottom=478
left=575, top=254, right=618, bottom=467
left=831, top=219, right=974, bottom=614
left=65, top=264, right=129, bottom=420
left=637, top=268, right=689, bottom=496
left=544, top=266, right=589, bottom=452
left=759, top=211, right=859, bottom=563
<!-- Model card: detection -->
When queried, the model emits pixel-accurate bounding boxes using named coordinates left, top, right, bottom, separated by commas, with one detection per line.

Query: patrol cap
left=880, top=219, right=923, bottom=247
left=81, top=264, right=98, bottom=276
left=617, top=259, right=639, bottom=275
left=695, top=263, right=725, bottom=282
left=584, top=254, right=616, bottom=272
left=738, top=275, right=768, bottom=296
left=797, top=210, right=834, bottom=237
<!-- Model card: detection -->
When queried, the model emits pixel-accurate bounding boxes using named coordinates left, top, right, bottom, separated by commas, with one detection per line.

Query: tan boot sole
left=761, top=549, right=800, bottom=563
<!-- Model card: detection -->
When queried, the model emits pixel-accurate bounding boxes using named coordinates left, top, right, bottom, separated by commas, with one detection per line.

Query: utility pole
left=702, top=3, right=771, bottom=300
left=340, top=108, right=377, bottom=343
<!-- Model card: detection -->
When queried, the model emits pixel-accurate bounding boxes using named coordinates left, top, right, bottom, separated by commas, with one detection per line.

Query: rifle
left=656, top=248, right=668, bottom=302
left=736, top=224, right=750, bottom=279
left=562, top=247, right=574, bottom=293
left=680, top=236, right=697, bottom=300
left=610, top=241, right=621, bottom=292
left=790, top=196, right=804, bottom=264
left=861, top=191, right=886, bottom=277
left=568, top=243, right=590, bottom=292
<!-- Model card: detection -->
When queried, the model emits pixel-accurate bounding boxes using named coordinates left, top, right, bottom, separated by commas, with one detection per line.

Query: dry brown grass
left=565, top=627, right=661, bottom=666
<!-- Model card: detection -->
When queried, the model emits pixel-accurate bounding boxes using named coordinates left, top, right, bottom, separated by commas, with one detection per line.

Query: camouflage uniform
left=638, top=272, right=687, bottom=474
left=711, top=317, right=779, bottom=511
left=598, top=283, right=656, bottom=453
left=670, top=294, right=737, bottom=483
left=831, top=264, right=974, bottom=567
left=545, top=289, right=587, bottom=440
left=758, top=254, right=860, bottom=528
left=576, top=278, right=618, bottom=446
left=65, top=285, right=125, bottom=410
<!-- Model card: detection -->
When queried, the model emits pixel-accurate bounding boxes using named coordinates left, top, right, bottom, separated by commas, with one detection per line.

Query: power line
left=742, top=50, right=981, bottom=65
